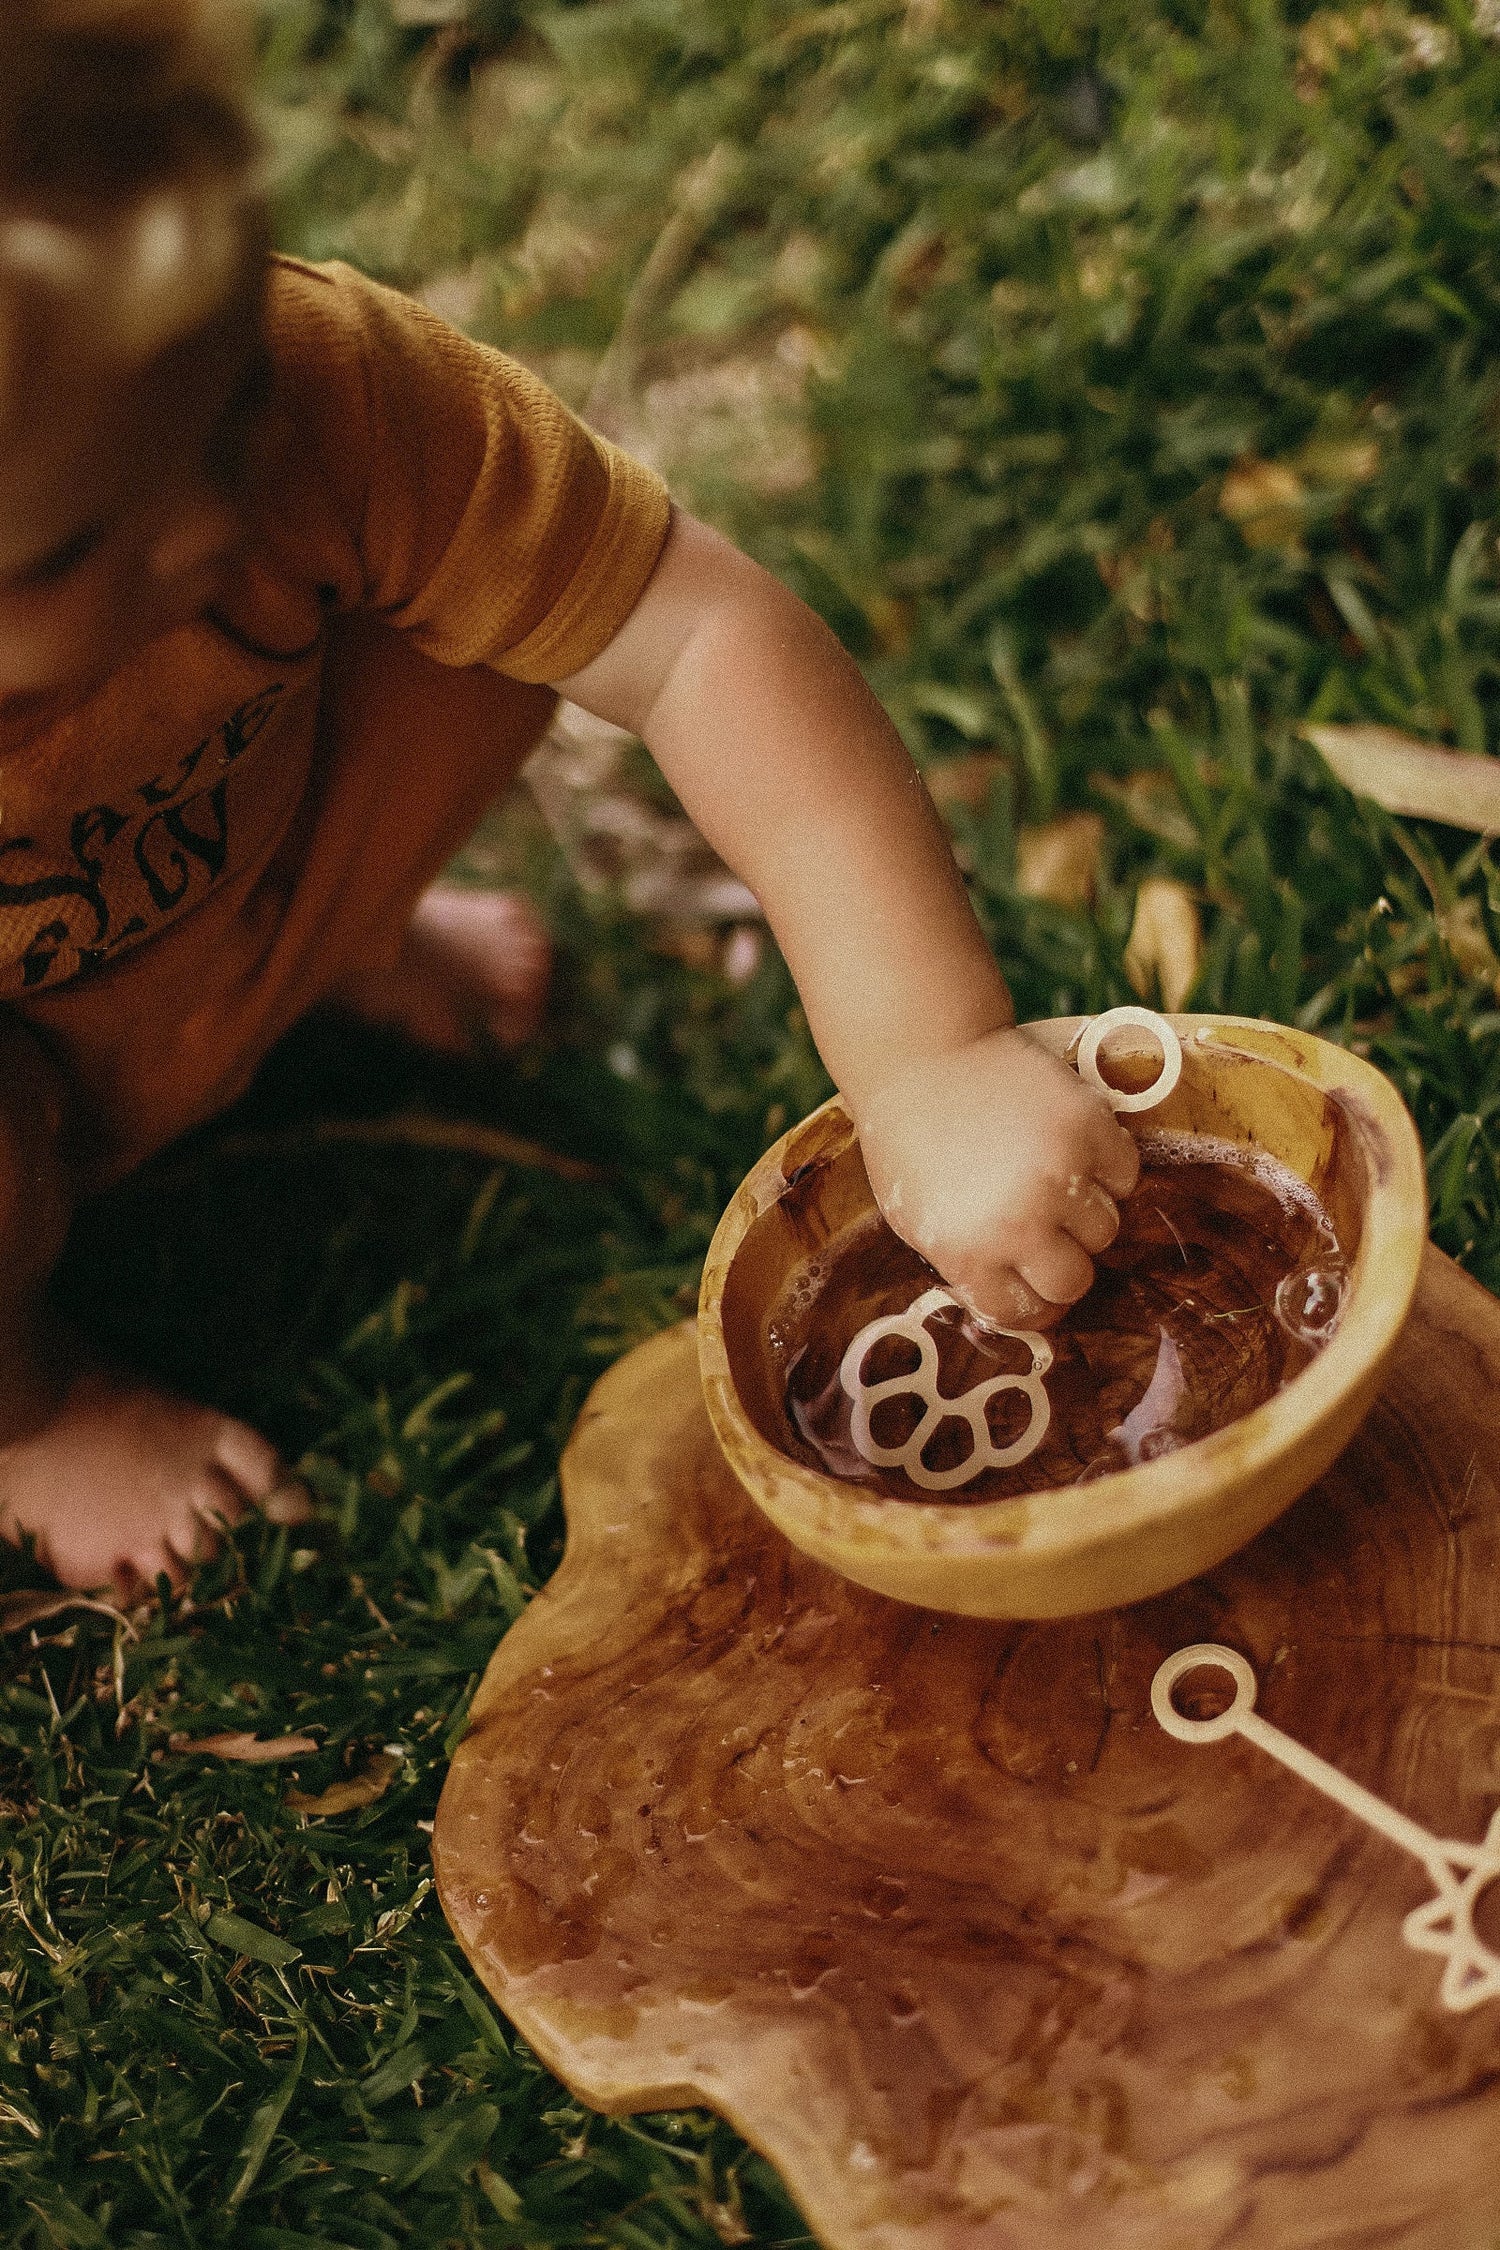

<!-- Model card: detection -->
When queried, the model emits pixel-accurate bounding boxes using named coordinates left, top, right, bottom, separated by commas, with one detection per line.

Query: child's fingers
left=951, top=1267, right=1065, bottom=1332
left=952, top=1229, right=1093, bottom=1325
left=1091, top=1118, right=1141, bottom=1201
left=1014, top=1229, right=1095, bottom=1311
left=1059, top=1178, right=1120, bottom=1256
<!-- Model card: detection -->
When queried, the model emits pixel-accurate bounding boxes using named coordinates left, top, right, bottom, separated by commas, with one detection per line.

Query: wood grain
left=435, top=1247, right=1500, bottom=2250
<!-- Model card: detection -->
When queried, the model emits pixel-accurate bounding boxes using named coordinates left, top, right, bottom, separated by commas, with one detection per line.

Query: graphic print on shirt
left=0, top=685, right=287, bottom=993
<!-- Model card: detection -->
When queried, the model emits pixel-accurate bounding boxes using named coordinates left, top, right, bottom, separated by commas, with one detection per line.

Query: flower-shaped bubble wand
left=838, top=1288, right=1053, bottom=1492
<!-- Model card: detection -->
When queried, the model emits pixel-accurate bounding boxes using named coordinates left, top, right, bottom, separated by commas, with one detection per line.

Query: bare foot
left=0, top=1336, right=309, bottom=1597
left=335, top=884, right=553, bottom=1057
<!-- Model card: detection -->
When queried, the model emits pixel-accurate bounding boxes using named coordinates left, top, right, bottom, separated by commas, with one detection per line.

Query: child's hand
left=855, top=1026, right=1141, bottom=1329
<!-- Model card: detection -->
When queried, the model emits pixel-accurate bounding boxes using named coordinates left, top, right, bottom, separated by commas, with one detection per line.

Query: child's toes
left=262, top=1478, right=314, bottom=1525
left=111, top=1522, right=199, bottom=1602
left=190, top=1465, right=253, bottom=1541
left=213, top=1417, right=314, bottom=1528
left=212, top=1416, right=285, bottom=1502
left=333, top=883, right=553, bottom=1054
left=212, top=1426, right=311, bottom=1534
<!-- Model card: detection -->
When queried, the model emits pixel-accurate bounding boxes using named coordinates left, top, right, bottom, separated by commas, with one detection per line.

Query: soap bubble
left=1274, top=1265, right=1347, bottom=1348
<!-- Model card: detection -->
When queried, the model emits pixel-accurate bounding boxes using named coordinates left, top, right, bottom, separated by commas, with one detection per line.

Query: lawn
left=3, top=1, right=1500, bottom=2242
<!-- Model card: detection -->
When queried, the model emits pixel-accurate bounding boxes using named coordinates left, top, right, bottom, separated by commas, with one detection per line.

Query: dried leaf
left=285, top=1752, right=401, bottom=1818
left=1124, top=877, right=1203, bottom=1011
left=1302, top=723, right=1500, bottom=833
left=169, top=1732, right=320, bottom=1762
left=1296, top=8, right=1360, bottom=86
left=1219, top=457, right=1307, bottom=556
left=0, top=1589, right=134, bottom=1635
left=1093, top=771, right=1200, bottom=854
left=1016, top=813, right=1104, bottom=906
left=1096, top=518, right=1174, bottom=623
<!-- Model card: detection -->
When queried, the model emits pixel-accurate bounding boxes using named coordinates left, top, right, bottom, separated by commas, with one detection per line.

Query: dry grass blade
left=284, top=1751, right=402, bottom=1817
left=167, top=1731, right=321, bottom=1761
left=1303, top=725, right=1500, bottom=833
left=0, top=1589, right=135, bottom=1635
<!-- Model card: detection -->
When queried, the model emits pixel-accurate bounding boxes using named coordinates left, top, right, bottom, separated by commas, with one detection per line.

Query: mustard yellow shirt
left=0, top=255, right=670, bottom=1002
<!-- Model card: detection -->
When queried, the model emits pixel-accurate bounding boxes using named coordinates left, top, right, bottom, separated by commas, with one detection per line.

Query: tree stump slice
left=434, top=1246, right=1500, bottom=2250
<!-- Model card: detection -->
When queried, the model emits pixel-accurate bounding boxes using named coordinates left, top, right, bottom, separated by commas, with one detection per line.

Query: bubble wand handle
left=1151, top=1643, right=1500, bottom=2012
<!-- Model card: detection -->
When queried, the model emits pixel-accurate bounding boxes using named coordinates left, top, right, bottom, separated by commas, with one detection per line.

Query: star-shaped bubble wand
left=1152, top=1644, right=1500, bottom=2013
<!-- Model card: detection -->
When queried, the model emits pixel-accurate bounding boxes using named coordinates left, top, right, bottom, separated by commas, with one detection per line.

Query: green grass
left=2, top=1013, right=813, bottom=2247
left=5, top=0, right=1500, bottom=2240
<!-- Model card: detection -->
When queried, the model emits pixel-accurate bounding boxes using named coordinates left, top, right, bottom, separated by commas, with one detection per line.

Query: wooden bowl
left=697, top=1014, right=1428, bottom=1618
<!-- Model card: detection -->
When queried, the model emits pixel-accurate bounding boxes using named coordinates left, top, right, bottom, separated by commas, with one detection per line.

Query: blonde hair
left=0, top=0, right=261, bottom=368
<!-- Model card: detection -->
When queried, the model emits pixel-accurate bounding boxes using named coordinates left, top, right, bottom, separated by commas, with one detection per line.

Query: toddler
left=0, top=0, right=1138, bottom=1595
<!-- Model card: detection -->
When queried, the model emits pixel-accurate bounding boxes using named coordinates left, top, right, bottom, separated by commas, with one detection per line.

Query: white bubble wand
left=1154, top=1645, right=1500, bottom=2014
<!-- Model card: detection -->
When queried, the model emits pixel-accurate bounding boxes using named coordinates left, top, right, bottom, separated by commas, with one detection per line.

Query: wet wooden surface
left=434, top=1246, right=1500, bottom=2250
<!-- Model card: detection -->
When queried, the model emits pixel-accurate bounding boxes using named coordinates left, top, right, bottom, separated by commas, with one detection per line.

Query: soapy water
left=775, top=1135, right=1348, bottom=1502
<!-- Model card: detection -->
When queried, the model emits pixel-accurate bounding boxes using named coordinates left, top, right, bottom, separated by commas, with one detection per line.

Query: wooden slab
left=434, top=1247, right=1500, bottom=2250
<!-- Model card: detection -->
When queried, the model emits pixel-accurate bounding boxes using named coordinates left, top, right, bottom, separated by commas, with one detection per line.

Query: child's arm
left=555, top=509, right=1139, bottom=1327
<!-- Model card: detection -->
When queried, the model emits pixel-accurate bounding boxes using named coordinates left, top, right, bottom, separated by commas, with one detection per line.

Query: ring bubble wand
left=1075, top=1004, right=1182, bottom=1113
